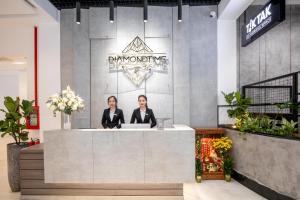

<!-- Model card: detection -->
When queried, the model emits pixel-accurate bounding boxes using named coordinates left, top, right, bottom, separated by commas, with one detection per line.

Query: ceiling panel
left=0, top=0, right=36, bottom=15
left=48, top=0, right=220, bottom=10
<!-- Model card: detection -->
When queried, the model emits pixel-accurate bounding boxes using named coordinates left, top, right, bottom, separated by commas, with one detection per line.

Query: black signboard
left=242, top=0, right=285, bottom=47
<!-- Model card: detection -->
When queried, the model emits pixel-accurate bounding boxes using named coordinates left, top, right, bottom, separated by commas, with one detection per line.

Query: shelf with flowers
left=46, top=86, right=84, bottom=129
left=195, top=128, right=225, bottom=180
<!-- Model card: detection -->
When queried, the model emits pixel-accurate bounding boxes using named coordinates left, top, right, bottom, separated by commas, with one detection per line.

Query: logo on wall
left=108, top=36, right=168, bottom=86
left=242, top=0, right=285, bottom=47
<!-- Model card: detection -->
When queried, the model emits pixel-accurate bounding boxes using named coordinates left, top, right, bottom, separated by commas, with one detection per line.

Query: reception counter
left=43, top=125, right=195, bottom=184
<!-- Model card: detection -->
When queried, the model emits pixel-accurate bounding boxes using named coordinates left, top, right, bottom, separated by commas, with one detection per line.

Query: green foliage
left=222, top=91, right=251, bottom=119
left=222, top=91, right=251, bottom=129
left=0, top=97, right=34, bottom=145
left=276, top=101, right=298, bottom=110
left=195, top=136, right=202, bottom=176
left=238, top=115, right=297, bottom=136
left=277, top=118, right=297, bottom=136
left=195, top=159, right=202, bottom=176
left=223, top=157, right=233, bottom=175
left=239, top=117, right=260, bottom=133
left=223, top=91, right=298, bottom=137
left=258, top=115, right=277, bottom=135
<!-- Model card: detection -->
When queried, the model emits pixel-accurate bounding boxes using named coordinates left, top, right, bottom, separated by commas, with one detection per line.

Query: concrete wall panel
left=173, top=5, right=190, bottom=125
left=291, top=5, right=300, bottom=72
left=145, top=7, right=172, bottom=38
left=89, top=7, right=117, bottom=39
left=61, top=6, right=218, bottom=128
left=190, top=6, right=218, bottom=127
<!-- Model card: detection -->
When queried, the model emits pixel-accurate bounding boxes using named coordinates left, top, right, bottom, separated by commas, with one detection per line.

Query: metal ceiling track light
left=109, top=0, right=114, bottom=23
left=178, top=0, right=182, bottom=22
left=144, top=0, right=148, bottom=23
left=75, top=1, right=81, bottom=24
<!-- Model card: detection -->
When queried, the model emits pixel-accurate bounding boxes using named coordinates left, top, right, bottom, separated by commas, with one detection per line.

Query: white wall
left=217, top=0, right=254, bottom=124
left=217, top=20, right=237, bottom=105
left=217, top=0, right=255, bottom=105
left=0, top=23, right=34, bottom=100
left=0, top=72, right=20, bottom=118
left=38, top=22, right=61, bottom=140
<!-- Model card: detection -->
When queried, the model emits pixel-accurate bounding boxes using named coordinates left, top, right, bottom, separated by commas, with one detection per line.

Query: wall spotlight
left=76, top=1, right=81, bottom=24
left=144, top=0, right=148, bottom=23
left=109, top=0, right=114, bottom=23
left=178, top=0, right=182, bottom=22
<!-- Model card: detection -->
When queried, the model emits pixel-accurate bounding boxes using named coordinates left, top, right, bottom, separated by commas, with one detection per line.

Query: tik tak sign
left=242, top=0, right=285, bottom=47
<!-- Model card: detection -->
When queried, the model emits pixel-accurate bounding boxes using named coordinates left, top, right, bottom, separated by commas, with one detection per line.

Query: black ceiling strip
left=49, top=0, right=220, bottom=10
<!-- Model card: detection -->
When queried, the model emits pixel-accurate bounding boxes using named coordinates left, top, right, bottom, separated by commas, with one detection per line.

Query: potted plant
left=0, top=97, right=34, bottom=192
left=195, top=136, right=203, bottom=183
left=46, top=85, right=84, bottom=129
left=223, top=157, right=233, bottom=182
left=222, top=91, right=251, bottom=129
left=195, top=158, right=203, bottom=183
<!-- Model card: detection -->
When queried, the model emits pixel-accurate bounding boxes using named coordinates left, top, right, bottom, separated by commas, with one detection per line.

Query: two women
left=101, top=95, right=156, bottom=129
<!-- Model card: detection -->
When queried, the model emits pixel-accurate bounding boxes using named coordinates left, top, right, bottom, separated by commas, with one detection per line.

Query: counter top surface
left=46, top=124, right=194, bottom=132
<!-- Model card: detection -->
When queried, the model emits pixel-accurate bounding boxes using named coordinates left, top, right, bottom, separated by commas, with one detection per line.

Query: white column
left=217, top=19, right=237, bottom=104
left=217, top=0, right=254, bottom=104
left=38, top=22, right=61, bottom=141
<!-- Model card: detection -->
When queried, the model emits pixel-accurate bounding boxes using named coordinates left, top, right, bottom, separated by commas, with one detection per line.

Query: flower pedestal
left=63, top=114, right=71, bottom=130
left=196, top=175, right=202, bottom=183
left=225, top=174, right=231, bottom=182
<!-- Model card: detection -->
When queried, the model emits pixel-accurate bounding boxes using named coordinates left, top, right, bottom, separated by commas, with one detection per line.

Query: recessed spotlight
left=109, top=0, right=114, bottom=23
left=76, top=1, right=81, bottom=24
left=144, top=0, right=148, bottom=23
left=178, top=0, right=182, bottom=22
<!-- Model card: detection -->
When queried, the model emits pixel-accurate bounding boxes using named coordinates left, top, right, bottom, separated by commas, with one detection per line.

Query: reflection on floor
left=0, top=175, right=266, bottom=200
left=184, top=181, right=266, bottom=200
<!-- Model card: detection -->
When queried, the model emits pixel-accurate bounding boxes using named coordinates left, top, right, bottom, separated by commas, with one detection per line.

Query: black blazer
left=130, top=108, right=157, bottom=128
left=101, top=108, right=125, bottom=129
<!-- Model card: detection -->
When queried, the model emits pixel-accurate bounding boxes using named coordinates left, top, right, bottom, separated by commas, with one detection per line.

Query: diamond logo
left=122, top=36, right=153, bottom=53
left=108, top=36, right=168, bottom=87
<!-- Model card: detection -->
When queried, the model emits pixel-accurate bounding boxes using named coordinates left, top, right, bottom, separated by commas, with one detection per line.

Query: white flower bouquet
left=46, top=86, right=84, bottom=116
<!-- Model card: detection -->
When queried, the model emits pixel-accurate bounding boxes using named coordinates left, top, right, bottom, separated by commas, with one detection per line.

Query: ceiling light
left=110, top=0, right=114, bottom=23
left=144, top=0, right=148, bottom=23
left=76, top=1, right=81, bottom=24
left=178, top=0, right=182, bottom=22
left=0, top=56, right=27, bottom=65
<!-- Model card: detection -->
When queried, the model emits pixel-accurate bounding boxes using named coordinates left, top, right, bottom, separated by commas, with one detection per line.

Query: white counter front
left=44, top=125, right=195, bottom=184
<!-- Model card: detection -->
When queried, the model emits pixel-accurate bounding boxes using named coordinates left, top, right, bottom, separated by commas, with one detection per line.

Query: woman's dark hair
left=138, top=95, right=148, bottom=108
left=107, top=96, right=118, bottom=107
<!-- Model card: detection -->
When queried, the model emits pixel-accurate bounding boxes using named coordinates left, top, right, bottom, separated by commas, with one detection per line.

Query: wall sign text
left=242, top=0, right=285, bottom=47
left=108, top=36, right=168, bottom=86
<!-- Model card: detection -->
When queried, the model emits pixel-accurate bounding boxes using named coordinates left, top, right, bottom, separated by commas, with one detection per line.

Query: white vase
left=63, top=114, right=71, bottom=130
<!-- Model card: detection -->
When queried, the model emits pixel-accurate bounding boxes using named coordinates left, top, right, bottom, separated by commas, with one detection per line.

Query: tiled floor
left=0, top=172, right=266, bottom=200
left=0, top=138, right=265, bottom=200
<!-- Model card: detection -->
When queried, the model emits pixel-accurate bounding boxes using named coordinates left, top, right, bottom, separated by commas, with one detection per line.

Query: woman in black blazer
left=101, top=96, right=125, bottom=129
left=130, top=95, right=156, bottom=128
